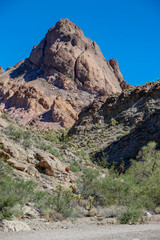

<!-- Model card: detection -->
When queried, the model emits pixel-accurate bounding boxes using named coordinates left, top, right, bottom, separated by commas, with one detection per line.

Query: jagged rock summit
left=0, top=19, right=129, bottom=129
left=29, top=18, right=126, bottom=94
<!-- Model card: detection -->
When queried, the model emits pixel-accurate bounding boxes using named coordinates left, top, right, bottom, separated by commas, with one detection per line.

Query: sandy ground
left=1, top=223, right=160, bottom=240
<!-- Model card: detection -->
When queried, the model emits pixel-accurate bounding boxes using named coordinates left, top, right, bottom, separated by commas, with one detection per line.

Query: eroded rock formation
left=0, top=19, right=129, bottom=129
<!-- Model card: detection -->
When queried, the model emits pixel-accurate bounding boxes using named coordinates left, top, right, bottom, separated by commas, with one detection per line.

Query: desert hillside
left=0, top=19, right=160, bottom=232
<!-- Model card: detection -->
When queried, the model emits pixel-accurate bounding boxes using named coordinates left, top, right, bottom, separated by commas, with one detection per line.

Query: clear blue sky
left=0, top=0, right=160, bottom=86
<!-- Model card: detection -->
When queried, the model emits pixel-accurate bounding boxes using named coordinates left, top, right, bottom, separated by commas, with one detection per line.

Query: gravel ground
left=1, top=224, right=160, bottom=240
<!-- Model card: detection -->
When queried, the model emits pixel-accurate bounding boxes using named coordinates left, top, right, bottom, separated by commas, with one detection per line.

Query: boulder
left=22, top=203, right=41, bottom=219
left=36, top=151, right=55, bottom=176
left=0, top=220, right=30, bottom=232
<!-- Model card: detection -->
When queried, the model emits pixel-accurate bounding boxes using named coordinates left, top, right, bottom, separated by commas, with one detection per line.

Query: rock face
left=69, top=81, right=160, bottom=168
left=52, top=96, right=78, bottom=128
left=0, top=18, right=129, bottom=129
left=29, top=18, right=127, bottom=94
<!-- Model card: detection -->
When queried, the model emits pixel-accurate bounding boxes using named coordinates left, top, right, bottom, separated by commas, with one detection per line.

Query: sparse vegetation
left=69, top=161, right=81, bottom=172
left=110, top=118, right=118, bottom=126
left=0, top=158, right=76, bottom=220
left=1, top=104, right=160, bottom=224
left=64, top=73, right=75, bottom=81
left=3, top=124, right=60, bottom=157
left=0, top=158, right=37, bottom=219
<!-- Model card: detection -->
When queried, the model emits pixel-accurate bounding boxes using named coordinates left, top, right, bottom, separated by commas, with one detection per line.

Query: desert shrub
left=46, top=145, right=60, bottom=157
left=34, top=187, right=76, bottom=219
left=69, top=162, right=81, bottom=172
left=126, top=141, right=160, bottom=205
left=75, top=149, right=88, bottom=159
left=39, top=129, right=68, bottom=144
left=1, top=111, right=9, bottom=120
left=110, top=118, right=118, bottom=126
left=0, top=158, right=37, bottom=219
left=118, top=204, right=142, bottom=224
left=4, top=124, right=32, bottom=148
left=77, top=142, right=160, bottom=223
left=0, top=158, right=76, bottom=220
left=39, top=129, right=58, bottom=142
left=77, top=168, right=101, bottom=202
left=116, top=141, right=160, bottom=223
left=78, top=167, right=124, bottom=206
left=4, top=124, right=23, bottom=141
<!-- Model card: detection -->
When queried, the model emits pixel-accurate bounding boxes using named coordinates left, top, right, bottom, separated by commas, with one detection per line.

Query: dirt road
left=1, top=224, right=160, bottom=240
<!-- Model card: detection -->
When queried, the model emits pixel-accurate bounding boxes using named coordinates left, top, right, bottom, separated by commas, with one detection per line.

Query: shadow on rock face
left=10, top=61, right=44, bottom=82
left=94, top=110, right=160, bottom=170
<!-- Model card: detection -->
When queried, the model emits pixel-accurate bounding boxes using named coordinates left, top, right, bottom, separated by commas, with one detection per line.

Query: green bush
left=110, top=118, right=118, bottom=126
left=69, top=162, right=81, bottom=172
left=77, top=168, right=100, bottom=202
left=118, top=205, right=142, bottom=224
left=34, top=187, right=76, bottom=219
left=4, top=124, right=23, bottom=141
left=116, top=141, right=160, bottom=223
left=77, top=142, right=160, bottom=223
left=0, top=158, right=37, bottom=219
left=0, top=158, right=76, bottom=220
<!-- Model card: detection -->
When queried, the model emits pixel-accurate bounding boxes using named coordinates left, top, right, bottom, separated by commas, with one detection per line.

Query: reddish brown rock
left=36, top=152, right=55, bottom=176
left=7, top=158, right=26, bottom=171
left=55, top=73, right=77, bottom=91
left=65, top=166, right=70, bottom=172
left=52, top=96, right=78, bottom=128
left=29, top=18, right=127, bottom=94
left=0, top=19, right=129, bottom=129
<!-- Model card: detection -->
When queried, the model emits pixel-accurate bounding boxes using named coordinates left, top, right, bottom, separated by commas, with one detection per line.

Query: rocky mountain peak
left=54, top=18, right=83, bottom=36
left=0, top=19, right=130, bottom=129
left=29, top=19, right=128, bottom=94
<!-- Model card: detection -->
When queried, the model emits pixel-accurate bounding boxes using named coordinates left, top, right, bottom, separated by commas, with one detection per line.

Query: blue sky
left=0, top=0, right=160, bottom=86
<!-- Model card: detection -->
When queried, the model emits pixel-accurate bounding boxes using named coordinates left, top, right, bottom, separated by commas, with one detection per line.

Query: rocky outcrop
left=0, top=18, right=129, bottom=129
left=55, top=73, right=77, bottom=91
left=0, top=119, right=77, bottom=190
left=52, top=96, right=78, bottom=128
left=69, top=81, right=160, bottom=167
left=29, top=19, right=126, bottom=94
left=36, top=151, right=55, bottom=176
